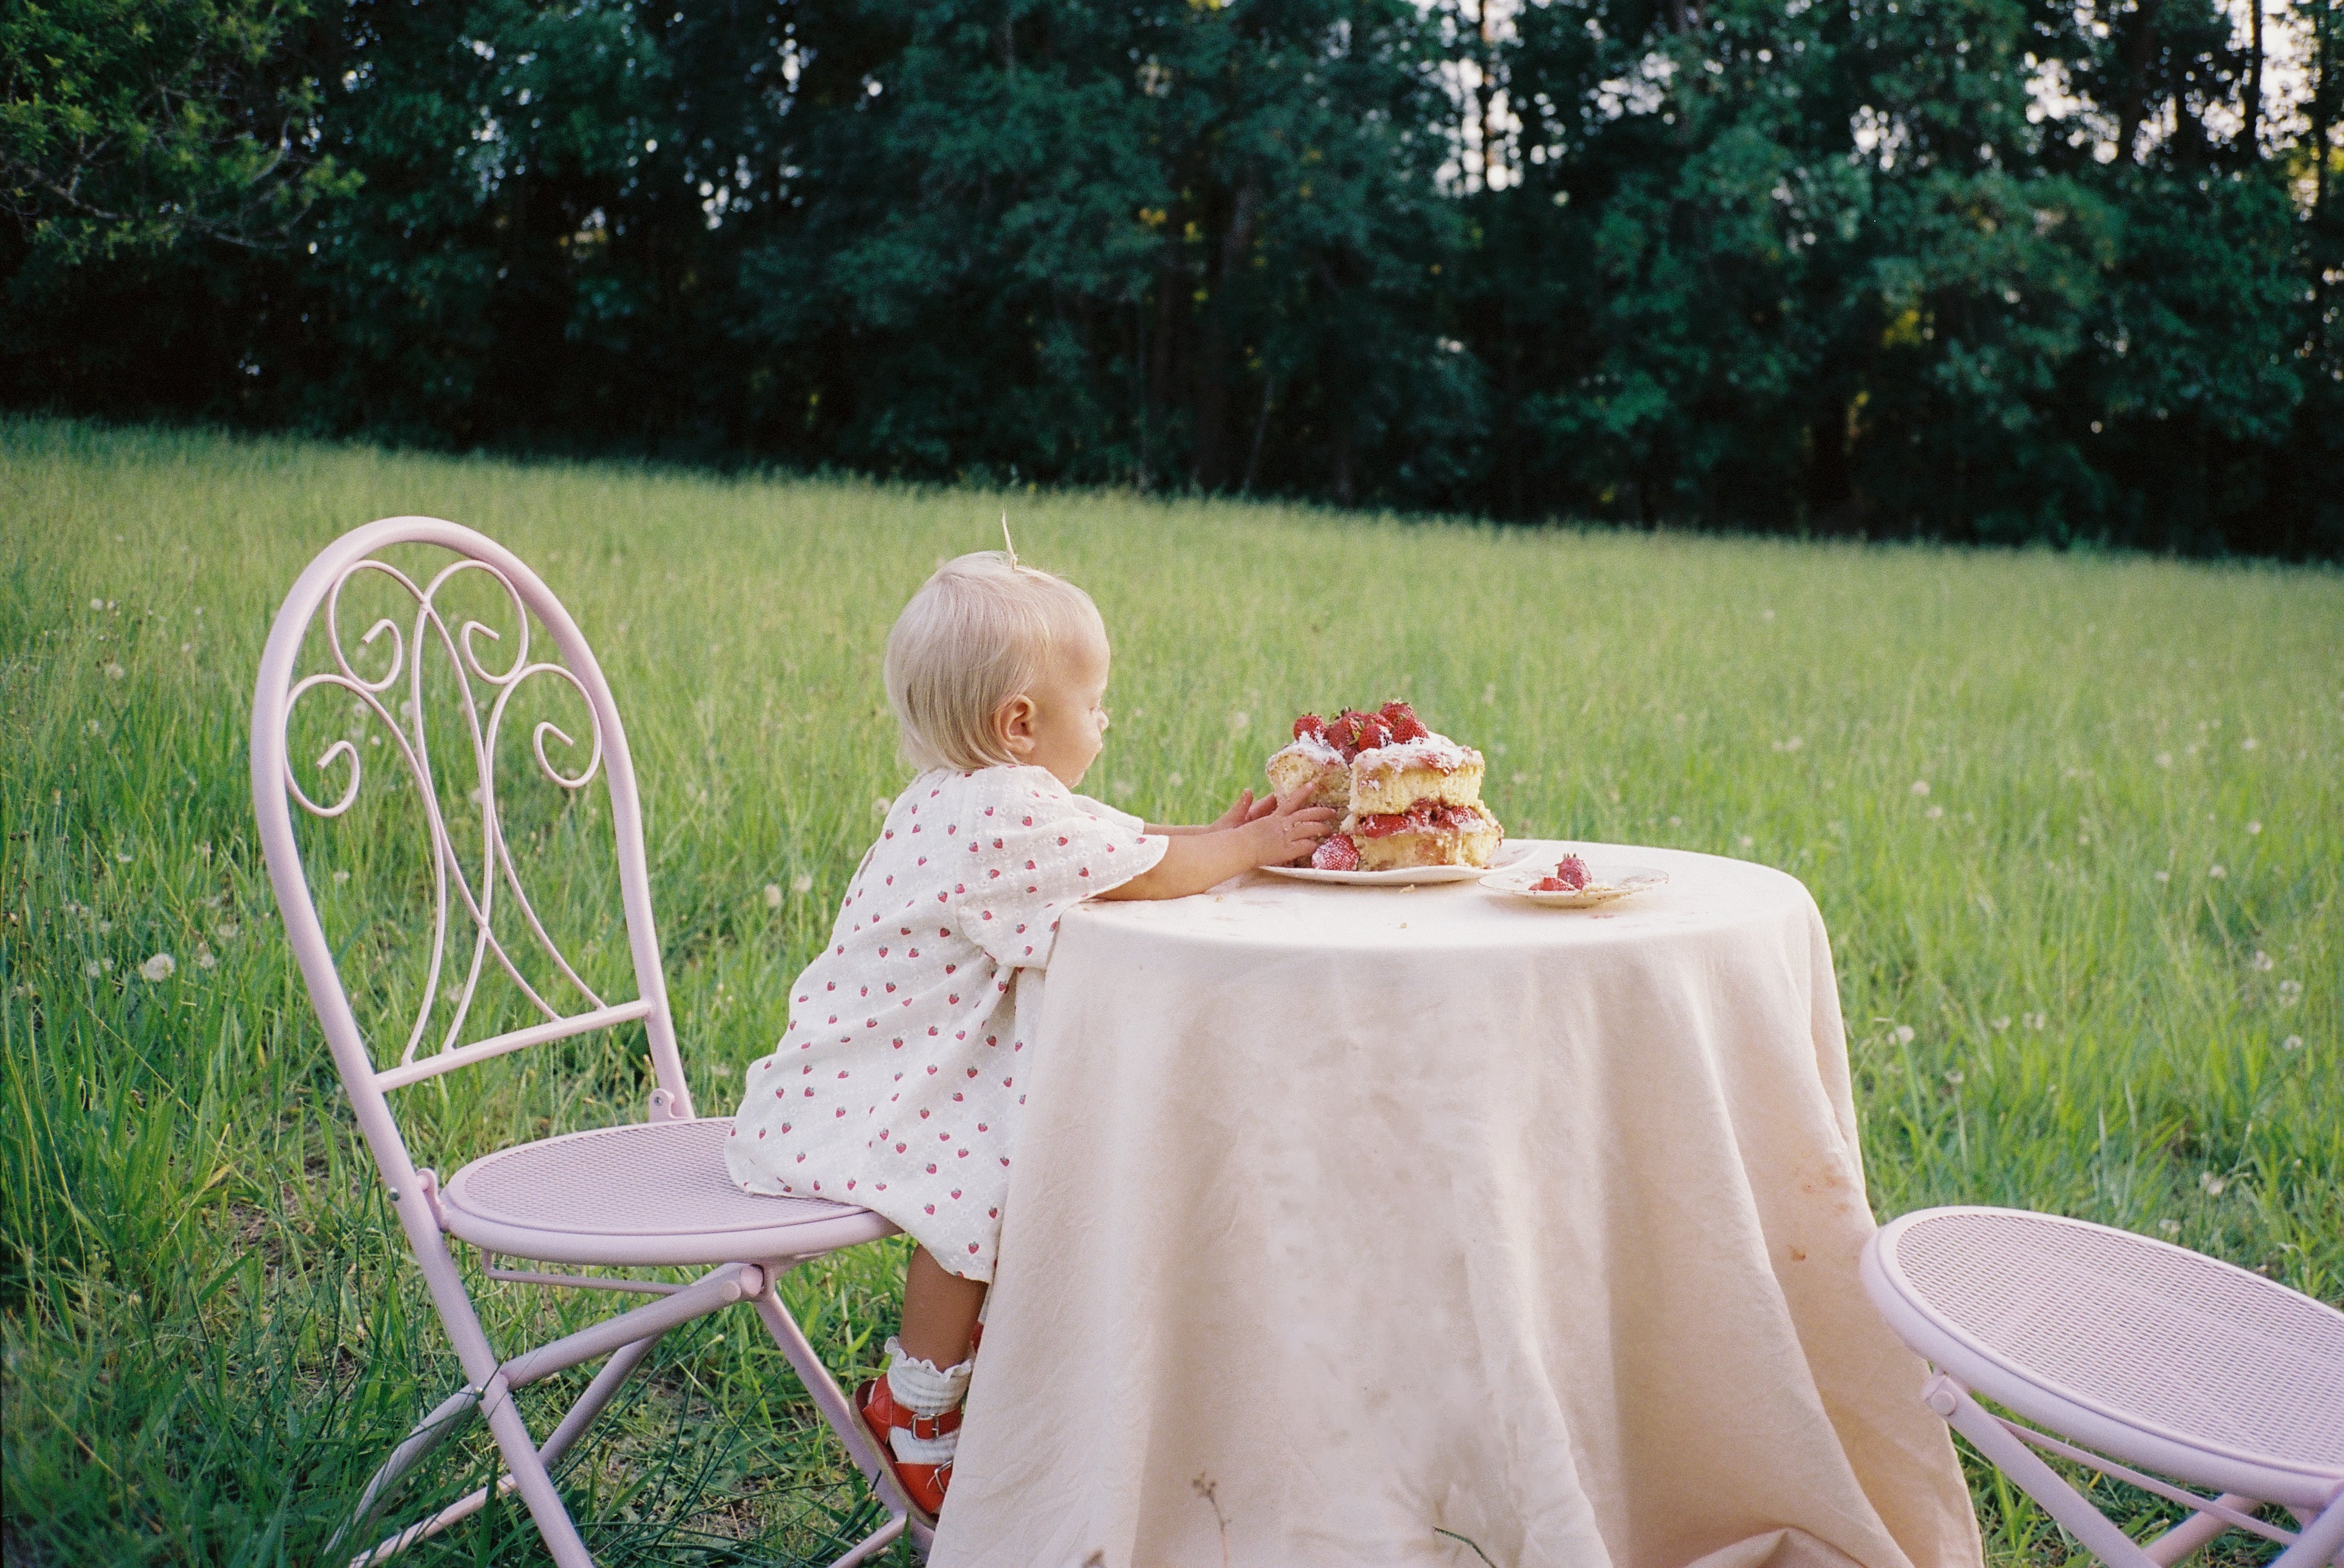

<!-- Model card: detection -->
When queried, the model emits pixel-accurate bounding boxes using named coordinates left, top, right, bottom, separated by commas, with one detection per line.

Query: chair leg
left=2145, top=1498, right=2262, bottom=1567
left=330, top=1386, right=486, bottom=1558
left=745, top=1273, right=931, bottom=1560
left=1930, top=1377, right=2160, bottom=1568
left=2267, top=1495, right=2344, bottom=1568
left=347, top=1335, right=659, bottom=1568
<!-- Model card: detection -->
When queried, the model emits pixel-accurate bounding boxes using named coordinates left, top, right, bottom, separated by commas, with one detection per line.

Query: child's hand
left=1209, top=788, right=1282, bottom=833
left=1241, top=784, right=1337, bottom=867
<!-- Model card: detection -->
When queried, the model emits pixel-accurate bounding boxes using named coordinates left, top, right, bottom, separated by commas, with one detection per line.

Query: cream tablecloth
left=930, top=842, right=1982, bottom=1568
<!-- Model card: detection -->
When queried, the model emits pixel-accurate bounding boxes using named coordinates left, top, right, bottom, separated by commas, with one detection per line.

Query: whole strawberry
left=1355, top=715, right=1394, bottom=751
left=1312, top=833, right=1361, bottom=871
left=1324, top=710, right=1367, bottom=758
left=1378, top=701, right=1431, bottom=743
left=1293, top=712, right=1327, bottom=742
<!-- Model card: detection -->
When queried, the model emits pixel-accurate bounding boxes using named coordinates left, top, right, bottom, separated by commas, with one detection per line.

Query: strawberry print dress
left=725, top=765, right=1168, bottom=1281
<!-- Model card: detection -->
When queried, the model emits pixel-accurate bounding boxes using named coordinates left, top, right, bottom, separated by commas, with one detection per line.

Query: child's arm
left=1104, top=786, right=1335, bottom=900
left=1145, top=788, right=1279, bottom=838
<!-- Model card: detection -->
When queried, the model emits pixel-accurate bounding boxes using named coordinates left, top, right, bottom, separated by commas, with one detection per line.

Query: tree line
left=6, top=0, right=2341, bottom=554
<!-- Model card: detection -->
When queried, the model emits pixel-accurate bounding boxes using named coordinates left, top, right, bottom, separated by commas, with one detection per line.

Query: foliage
left=3, top=419, right=2340, bottom=1559
left=6, top=0, right=2343, bottom=551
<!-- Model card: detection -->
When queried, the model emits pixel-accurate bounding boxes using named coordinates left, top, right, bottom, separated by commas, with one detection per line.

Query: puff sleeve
left=950, top=770, right=1167, bottom=970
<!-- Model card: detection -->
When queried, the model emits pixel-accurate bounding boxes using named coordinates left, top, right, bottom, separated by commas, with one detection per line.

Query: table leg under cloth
left=930, top=844, right=1983, bottom=1568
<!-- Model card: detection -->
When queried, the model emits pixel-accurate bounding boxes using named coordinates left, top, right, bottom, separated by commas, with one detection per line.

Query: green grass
left=2, top=416, right=2338, bottom=1567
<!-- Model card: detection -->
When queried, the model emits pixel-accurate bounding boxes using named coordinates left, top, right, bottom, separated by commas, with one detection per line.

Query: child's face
left=1000, top=624, right=1112, bottom=789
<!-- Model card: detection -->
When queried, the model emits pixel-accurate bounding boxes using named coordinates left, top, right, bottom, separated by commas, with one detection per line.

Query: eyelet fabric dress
left=727, top=765, right=1168, bottom=1280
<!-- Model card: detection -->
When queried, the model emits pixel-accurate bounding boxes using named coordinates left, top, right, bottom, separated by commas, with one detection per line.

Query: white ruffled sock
left=882, top=1336, right=973, bottom=1465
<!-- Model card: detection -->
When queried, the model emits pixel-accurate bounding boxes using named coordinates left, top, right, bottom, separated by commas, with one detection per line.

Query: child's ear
left=996, top=694, right=1038, bottom=759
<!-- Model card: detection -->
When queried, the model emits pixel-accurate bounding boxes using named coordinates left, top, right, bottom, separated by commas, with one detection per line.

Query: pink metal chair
left=251, top=518, right=929, bottom=1567
left=1863, top=1206, right=2344, bottom=1568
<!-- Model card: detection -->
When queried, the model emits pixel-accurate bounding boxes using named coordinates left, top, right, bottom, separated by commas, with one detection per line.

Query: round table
left=931, top=842, right=1982, bottom=1568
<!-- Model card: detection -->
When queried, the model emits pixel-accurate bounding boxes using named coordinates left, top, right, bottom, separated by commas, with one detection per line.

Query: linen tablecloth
left=931, top=842, right=1982, bottom=1568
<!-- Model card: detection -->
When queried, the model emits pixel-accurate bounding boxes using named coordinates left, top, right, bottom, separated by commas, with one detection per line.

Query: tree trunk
left=2116, top=0, right=2162, bottom=164
left=2248, top=0, right=2263, bottom=151
left=1190, top=182, right=1257, bottom=489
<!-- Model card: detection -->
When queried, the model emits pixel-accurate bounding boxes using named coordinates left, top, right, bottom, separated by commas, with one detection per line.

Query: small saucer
left=1480, top=862, right=1669, bottom=907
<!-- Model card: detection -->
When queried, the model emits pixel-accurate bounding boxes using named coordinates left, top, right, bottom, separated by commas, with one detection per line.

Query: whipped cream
left=1271, top=732, right=1346, bottom=768
left=1355, top=733, right=1475, bottom=772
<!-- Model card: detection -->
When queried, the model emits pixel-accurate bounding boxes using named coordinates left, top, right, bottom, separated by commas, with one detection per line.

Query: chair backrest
left=251, top=518, right=692, bottom=1197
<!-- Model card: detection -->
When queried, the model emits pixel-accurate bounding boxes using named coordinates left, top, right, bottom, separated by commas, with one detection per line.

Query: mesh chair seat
left=440, top=1118, right=896, bottom=1268
left=1875, top=1207, right=2344, bottom=1476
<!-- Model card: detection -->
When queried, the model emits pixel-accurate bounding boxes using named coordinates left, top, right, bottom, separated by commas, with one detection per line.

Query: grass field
left=2, top=416, right=2339, bottom=1567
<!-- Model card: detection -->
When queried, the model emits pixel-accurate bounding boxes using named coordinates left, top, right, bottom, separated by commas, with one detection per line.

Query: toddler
left=726, top=550, right=1333, bottom=1516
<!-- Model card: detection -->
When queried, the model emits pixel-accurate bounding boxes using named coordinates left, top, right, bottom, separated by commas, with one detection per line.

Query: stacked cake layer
left=1266, top=702, right=1502, bottom=871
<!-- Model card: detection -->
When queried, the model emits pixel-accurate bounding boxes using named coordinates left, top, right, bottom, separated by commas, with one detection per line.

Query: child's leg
left=862, top=1246, right=987, bottom=1511
left=900, top=1244, right=986, bottom=1366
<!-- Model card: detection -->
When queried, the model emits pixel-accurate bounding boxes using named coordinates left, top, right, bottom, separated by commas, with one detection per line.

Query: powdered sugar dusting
left=1356, top=733, right=1474, bottom=773
left=1272, top=732, right=1346, bottom=769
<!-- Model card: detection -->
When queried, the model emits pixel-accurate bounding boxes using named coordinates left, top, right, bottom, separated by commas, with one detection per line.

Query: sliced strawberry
left=1312, top=834, right=1360, bottom=871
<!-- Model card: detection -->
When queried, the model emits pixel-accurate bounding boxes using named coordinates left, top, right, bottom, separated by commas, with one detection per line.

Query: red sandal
left=857, top=1375, right=961, bottom=1517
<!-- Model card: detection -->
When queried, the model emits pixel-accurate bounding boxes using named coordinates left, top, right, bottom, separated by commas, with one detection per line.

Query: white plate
left=1480, top=862, right=1669, bottom=907
left=1257, top=849, right=1521, bottom=887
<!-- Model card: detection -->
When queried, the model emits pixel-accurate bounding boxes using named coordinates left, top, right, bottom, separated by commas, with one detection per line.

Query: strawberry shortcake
left=1266, top=702, right=1504, bottom=871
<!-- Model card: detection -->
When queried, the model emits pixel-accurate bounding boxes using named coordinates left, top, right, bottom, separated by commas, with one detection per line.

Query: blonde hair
left=884, top=551, right=1105, bottom=772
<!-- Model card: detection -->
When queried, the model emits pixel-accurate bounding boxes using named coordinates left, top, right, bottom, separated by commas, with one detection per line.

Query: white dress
left=725, top=765, right=1168, bottom=1281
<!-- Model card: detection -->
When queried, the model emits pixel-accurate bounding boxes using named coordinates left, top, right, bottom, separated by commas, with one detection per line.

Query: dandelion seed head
left=2153, top=869, right=2169, bottom=882
left=1910, top=779, right=1931, bottom=797
left=1739, top=834, right=1756, bottom=847
left=2247, top=820, right=2262, bottom=835
left=1894, top=1025, right=1915, bottom=1044
left=2282, top=1034, right=2303, bottom=1050
left=1990, top=1015, right=2011, bottom=1031
left=2240, top=737, right=2258, bottom=751
left=2155, top=751, right=2173, bottom=768
left=2198, top=1171, right=2227, bottom=1197
left=196, top=945, right=217, bottom=970
left=1168, top=772, right=1185, bottom=788
left=90, top=598, right=104, bottom=610
left=214, top=922, right=238, bottom=940
left=331, top=869, right=351, bottom=885
left=1926, top=805, right=1944, bottom=820
left=791, top=873, right=814, bottom=894
left=2251, top=950, right=2274, bottom=971
left=2209, top=864, right=2227, bottom=879
left=764, top=883, right=783, bottom=908
left=1667, top=815, right=1682, bottom=826
left=140, top=953, right=176, bottom=982
left=2277, top=979, right=2303, bottom=1006
left=2158, top=1219, right=2181, bottom=1235
left=873, top=797, right=891, bottom=817
left=84, top=960, right=104, bottom=978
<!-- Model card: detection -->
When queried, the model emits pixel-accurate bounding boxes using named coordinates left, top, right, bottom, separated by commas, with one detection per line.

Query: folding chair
left=251, top=518, right=929, bottom=1567
left=1863, top=1206, right=2344, bottom=1568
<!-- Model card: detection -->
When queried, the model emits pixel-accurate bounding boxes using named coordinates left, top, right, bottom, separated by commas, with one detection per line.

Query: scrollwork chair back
left=251, top=521, right=923, bottom=1568
left=252, top=516, right=691, bottom=1138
